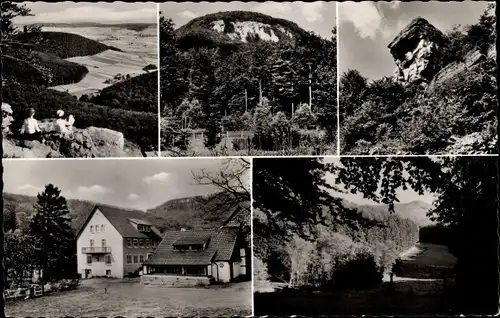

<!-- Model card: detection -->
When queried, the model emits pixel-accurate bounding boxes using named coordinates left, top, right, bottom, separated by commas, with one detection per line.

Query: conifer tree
left=28, top=184, right=76, bottom=281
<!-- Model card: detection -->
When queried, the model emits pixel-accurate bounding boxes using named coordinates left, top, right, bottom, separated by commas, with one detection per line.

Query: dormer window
left=138, top=224, right=151, bottom=232
left=172, top=234, right=211, bottom=251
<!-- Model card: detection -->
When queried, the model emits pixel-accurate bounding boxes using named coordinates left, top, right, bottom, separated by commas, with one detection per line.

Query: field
left=45, top=26, right=157, bottom=97
left=5, top=278, right=252, bottom=317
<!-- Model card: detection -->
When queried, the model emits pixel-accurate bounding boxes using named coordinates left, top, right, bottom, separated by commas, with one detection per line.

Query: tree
left=1, top=2, right=33, bottom=40
left=28, top=184, right=76, bottom=281
left=4, top=229, right=36, bottom=285
left=333, top=156, right=498, bottom=314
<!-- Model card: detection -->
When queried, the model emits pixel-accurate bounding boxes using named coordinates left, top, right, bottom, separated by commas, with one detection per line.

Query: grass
left=254, top=282, right=456, bottom=316
left=5, top=278, right=252, bottom=317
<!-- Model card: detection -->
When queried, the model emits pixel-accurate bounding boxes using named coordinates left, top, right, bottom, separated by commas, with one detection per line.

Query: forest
left=160, top=12, right=337, bottom=155
left=339, top=4, right=497, bottom=155
left=253, top=156, right=498, bottom=315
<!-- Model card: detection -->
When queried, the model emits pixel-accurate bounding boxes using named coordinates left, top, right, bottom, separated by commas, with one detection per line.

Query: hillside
left=161, top=12, right=337, bottom=154
left=340, top=8, right=497, bottom=155
left=344, top=200, right=434, bottom=227
left=13, top=31, right=121, bottom=58
left=87, top=71, right=158, bottom=113
left=3, top=192, right=247, bottom=235
left=31, top=22, right=155, bottom=32
left=2, top=80, right=158, bottom=153
left=175, top=10, right=310, bottom=50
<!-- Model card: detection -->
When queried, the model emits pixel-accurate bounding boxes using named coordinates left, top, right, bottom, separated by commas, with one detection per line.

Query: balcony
left=82, top=246, right=111, bottom=254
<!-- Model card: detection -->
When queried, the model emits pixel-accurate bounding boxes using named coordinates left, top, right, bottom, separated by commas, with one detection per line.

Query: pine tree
left=28, top=184, right=76, bottom=281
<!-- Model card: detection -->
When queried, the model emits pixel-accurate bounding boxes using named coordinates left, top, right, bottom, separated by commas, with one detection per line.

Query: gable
left=76, top=207, right=121, bottom=241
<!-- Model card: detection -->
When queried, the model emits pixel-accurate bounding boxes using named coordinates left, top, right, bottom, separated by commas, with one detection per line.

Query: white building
left=76, top=205, right=163, bottom=279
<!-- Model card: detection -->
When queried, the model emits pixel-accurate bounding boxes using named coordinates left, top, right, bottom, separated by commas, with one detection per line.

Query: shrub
left=332, top=253, right=383, bottom=290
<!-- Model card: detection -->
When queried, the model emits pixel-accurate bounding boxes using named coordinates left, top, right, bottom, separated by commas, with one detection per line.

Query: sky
left=2, top=159, right=247, bottom=211
left=339, top=1, right=493, bottom=80
left=160, top=1, right=336, bottom=39
left=14, top=2, right=158, bottom=25
left=323, top=158, right=436, bottom=206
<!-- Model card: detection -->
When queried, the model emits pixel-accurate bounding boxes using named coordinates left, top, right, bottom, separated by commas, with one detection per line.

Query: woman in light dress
left=54, top=109, right=75, bottom=134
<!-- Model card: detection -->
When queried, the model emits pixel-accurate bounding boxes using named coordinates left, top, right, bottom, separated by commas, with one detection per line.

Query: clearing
left=5, top=278, right=252, bottom=317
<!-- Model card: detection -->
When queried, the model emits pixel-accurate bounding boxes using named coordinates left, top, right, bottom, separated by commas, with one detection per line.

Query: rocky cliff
left=2, top=125, right=142, bottom=158
left=389, top=17, right=449, bottom=86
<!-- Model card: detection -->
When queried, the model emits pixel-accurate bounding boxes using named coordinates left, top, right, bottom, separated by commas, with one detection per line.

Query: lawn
left=5, top=278, right=252, bottom=317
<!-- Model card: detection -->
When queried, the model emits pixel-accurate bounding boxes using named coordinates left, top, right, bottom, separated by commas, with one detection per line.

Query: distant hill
left=87, top=71, right=158, bottom=113
left=3, top=192, right=248, bottom=235
left=30, top=22, right=156, bottom=32
left=343, top=199, right=434, bottom=227
left=13, top=31, right=121, bottom=59
left=175, top=10, right=313, bottom=50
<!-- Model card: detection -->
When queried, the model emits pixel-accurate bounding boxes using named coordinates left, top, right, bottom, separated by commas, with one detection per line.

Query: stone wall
left=141, top=274, right=211, bottom=287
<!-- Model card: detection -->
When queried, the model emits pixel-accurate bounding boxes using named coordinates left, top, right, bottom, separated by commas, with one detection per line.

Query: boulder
left=389, top=17, right=449, bottom=86
left=86, top=126, right=126, bottom=157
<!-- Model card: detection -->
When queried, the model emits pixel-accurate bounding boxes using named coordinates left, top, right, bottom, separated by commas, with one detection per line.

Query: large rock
left=86, top=126, right=126, bottom=157
left=389, top=17, right=449, bottom=86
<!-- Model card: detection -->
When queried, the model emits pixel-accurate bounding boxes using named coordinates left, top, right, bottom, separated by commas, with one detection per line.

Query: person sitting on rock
left=54, top=110, right=73, bottom=134
left=19, top=108, right=44, bottom=143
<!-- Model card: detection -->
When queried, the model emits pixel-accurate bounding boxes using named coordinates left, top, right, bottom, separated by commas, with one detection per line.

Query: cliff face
left=388, top=17, right=449, bottom=86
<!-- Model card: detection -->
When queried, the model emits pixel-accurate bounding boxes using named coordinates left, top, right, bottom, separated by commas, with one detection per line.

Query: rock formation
left=388, top=17, right=449, bottom=86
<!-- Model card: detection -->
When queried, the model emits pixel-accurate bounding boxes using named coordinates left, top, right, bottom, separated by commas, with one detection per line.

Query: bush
left=332, top=253, right=383, bottom=290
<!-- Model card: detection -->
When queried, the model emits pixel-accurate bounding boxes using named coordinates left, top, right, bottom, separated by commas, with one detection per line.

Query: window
left=90, top=239, right=95, bottom=247
left=133, top=255, right=139, bottom=264
left=96, top=225, right=100, bottom=233
left=185, top=266, right=206, bottom=276
left=133, top=239, right=138, bottom=248
left=138, top=224, right=143, bottom=231
left=90, top=225, right=94, bottom=233
left=126, top=238, right=132, bottom=248
left=105, top=255, right=111, bottom=265
left=106, top=270, right=111, bottom=276
left=87, top=255, right=92, bottom=265
left=145, top=239, right=150, bottom=248
left=126, top=255, right=132, bottom=264
left=96, top=256, right=100, bottom=262
left=152, top=240, right=157, bottom=247
left=102, top=239, right=106, bottom=247
left=139, top=239, right=144, bottom=248
left=139, top=255, right=145, bottom=263
left=147, top=253, right=152, bottom=259
left=101, top=225, right=105, bottom=233
left=163, top=266, right=182, bottom=275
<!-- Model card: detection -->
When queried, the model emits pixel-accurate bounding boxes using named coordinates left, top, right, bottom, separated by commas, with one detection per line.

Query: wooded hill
left=3, top=192, right=246, bottom=235
left=161, top=11, right=337, bottom=152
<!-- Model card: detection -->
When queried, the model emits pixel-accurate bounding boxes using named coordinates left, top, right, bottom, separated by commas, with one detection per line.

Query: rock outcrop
left=2, top=126, right=140, bottom=158
left=389, top=17, right=449, bottom=86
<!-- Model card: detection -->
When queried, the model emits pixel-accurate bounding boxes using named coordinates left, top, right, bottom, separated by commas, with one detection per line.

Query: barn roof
left=145, top=226, right=240, bottom=266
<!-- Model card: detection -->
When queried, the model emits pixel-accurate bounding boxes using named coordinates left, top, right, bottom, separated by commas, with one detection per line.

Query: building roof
left=172, top=231, right=212, bottom=246
left=76, top=205, right=163, bottom=240
left=145, top=226, right=240, bottom=266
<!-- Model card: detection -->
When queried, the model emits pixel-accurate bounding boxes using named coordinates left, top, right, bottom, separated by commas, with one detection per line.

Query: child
left=19, top=108, right=44, bottom=143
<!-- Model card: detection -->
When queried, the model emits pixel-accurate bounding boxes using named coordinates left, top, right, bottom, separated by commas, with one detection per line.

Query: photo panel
left=253, top=156, right=498, bottom=316
left=2, top=2, right=160, bottom=158
left=338, top=1, right=497, bottom=155
left=159, top=1, right=338, bottom=157
left=3, top=158, right=251, bottom=317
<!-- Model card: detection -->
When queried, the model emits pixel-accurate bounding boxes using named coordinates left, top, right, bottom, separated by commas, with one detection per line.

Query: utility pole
left=259, top=79, right=262, bottom=104
left=307, top=62, right=312, bottom=111
left=244, top=89, right=248, bottom=113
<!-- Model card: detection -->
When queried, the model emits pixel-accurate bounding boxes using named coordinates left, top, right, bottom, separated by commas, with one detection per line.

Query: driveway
left=5, top=278, right=252, bottom=317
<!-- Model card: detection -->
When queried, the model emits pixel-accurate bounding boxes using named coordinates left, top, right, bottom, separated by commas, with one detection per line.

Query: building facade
left=142, top=226, right=247, bottom=286
left=76, top=205, right=163, bottom=279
